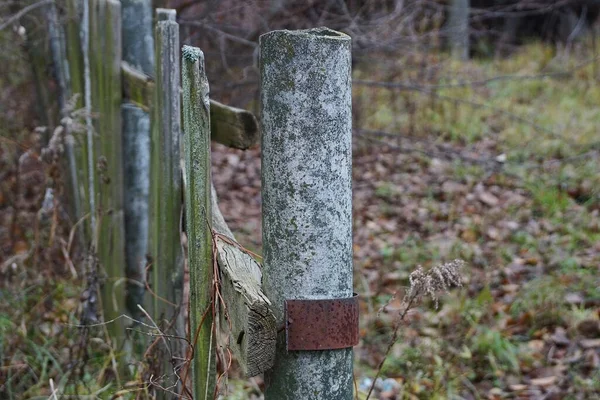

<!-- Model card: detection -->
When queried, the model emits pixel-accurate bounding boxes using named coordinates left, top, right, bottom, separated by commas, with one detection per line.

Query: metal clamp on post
left=285, top=293, right=359, bottom=351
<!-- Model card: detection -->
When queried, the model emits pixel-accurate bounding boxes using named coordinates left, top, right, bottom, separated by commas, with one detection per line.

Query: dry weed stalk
left=365, top=259, right=465, bottom=400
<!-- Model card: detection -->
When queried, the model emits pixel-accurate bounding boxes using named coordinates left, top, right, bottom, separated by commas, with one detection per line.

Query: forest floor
left=1, top=40, right=600, bottom=399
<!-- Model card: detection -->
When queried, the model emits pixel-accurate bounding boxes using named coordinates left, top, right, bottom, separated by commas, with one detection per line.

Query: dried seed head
left=407, top=259, right=464, bottom=308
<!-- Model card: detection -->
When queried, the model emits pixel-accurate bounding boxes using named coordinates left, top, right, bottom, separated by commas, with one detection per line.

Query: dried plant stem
left=365, top=260, right=464, bottom=400
left=365, top=294, right=417, bottom=400
left=180, top=303, right=212, bottom=398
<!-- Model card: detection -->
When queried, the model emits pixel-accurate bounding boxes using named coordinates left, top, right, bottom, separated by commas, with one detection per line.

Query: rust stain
left=285, top=293, right=359, bottom=351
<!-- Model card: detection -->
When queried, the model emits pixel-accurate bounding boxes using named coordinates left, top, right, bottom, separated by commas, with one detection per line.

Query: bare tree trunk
left=448, top=0, right=470, bottom=60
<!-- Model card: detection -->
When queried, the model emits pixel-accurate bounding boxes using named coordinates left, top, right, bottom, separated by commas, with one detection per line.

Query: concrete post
left=121, top=0, right=154, bottom=322
left=121, top=0, right=154, bottom=76
left=122, top=103, right=150, bottom=322
left=260, top=28, right=354, bottom=399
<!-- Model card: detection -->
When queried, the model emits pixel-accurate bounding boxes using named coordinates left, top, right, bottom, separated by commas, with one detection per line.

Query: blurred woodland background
left=1, top=0, right=600, bottom=399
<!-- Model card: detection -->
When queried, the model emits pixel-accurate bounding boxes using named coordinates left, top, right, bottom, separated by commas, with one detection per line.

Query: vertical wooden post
left=15, top=0, right=55, bottom=138
left=182, top=45, right=216, bottom=400
left=47, top=2, right=68, bottom=115
left=88, top=0, right=126, bottom=354
left=64, top=0, right=93, bottom=238
left=47, top=0, right=81, bottom=223
left=121, top=0, right=154, bottom=323
left=149, top=10, right=184, bottom=388
left=448, top=0, right=470, bottom=60
left=260, top=28, right=354, bottom=399
left=156, top=8, right=176, bottom=21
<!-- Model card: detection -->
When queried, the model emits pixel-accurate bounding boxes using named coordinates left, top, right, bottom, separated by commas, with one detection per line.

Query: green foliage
left=510, top=276, right=567, bottom=329
left=470, top=328, right=521, bottom=375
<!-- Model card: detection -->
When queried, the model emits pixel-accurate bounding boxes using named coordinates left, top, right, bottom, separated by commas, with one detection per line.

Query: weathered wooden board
left=210, top=185, right=276, bottom=377
left=121, top=63, right=259, bottom=149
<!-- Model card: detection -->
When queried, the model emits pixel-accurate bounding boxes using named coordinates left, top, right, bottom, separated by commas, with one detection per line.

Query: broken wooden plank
left=210, top=100, right=259, bottom=150
left=122, top=61, right=154, bottom=111
left=180, top=155, right=276, bottom=377
left=121, top=62, right=259, bottom=149
left=210, top=185, right=276, bottom=377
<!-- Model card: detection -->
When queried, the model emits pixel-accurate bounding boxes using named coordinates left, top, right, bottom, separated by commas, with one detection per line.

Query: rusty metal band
left=285, top=293, right=359, bottom=351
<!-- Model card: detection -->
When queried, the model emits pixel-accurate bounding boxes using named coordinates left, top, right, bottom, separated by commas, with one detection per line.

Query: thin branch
left=0, top=0, right=54, bottom=31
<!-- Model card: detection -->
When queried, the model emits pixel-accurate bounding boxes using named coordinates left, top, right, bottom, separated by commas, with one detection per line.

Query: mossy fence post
left=64, top=0, right=93, bottom=239
left=62, top=0, right=127, bottom=363
left=46, top=0, right=81, bottom=222
left=88, top=0, right=127, bottom=356
left=182, top=45, right=216, bottom=400
left=148, top=8, right=185, bottom=392
left=260, top=28, right=354, bottom=399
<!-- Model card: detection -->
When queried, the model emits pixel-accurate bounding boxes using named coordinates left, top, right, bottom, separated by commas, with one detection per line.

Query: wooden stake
left=182, top=45, right=215, bottom=400
left=88, top=0, right=126, bottom=356
left=149, top=14, right=184, bottom=391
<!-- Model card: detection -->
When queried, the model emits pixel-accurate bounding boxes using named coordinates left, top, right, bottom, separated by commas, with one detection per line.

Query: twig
left=137, top=305, right=172, bottom=361
left=0, top=0, right=54, bottom=31
left=180, top=304, right=212, bottom=398
left=144, top=262, right=178, bottom=307
left=214, top=232, right=263, bottom=261
left=49, top=378, right=58, bottom=400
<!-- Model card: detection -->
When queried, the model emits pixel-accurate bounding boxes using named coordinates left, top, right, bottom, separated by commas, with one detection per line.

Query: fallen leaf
left=550, top=328, right=570, bottom=346
left=508, top=384, right=527, bottom=391
left=530, top=376, right=557, bottom=386
left=478, top=192, right=499, bottom=207
left=565, top=292, right=584, bottom=305
left=461, top=229, right=478, bottom=243
left=583, top=349, right=600, bottom=369
left=579, top=338, right=600, bottom=349
left=528, top=340, right=545, bottom=351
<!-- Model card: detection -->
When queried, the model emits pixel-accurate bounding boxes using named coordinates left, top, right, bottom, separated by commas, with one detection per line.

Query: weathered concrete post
left=121, top=104, right=150, bottom=321
left=182, top=45, right=216, bottom=400
left=121, top=0, right=154, bottom=75
left=260, top=28, right=354, bottom=399
left=121, top=0, right=154, bottom=322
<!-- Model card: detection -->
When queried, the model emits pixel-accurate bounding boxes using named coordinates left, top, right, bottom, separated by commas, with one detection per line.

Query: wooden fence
left=46, top=1, right=354, bottom=398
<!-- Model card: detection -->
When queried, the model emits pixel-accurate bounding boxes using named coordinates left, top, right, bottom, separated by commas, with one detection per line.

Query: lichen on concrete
left=260, top=27, right=353, bottom=399
left=121, top=0, right=154, bottom=76
left=122, top=103, right=150, bottom=320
